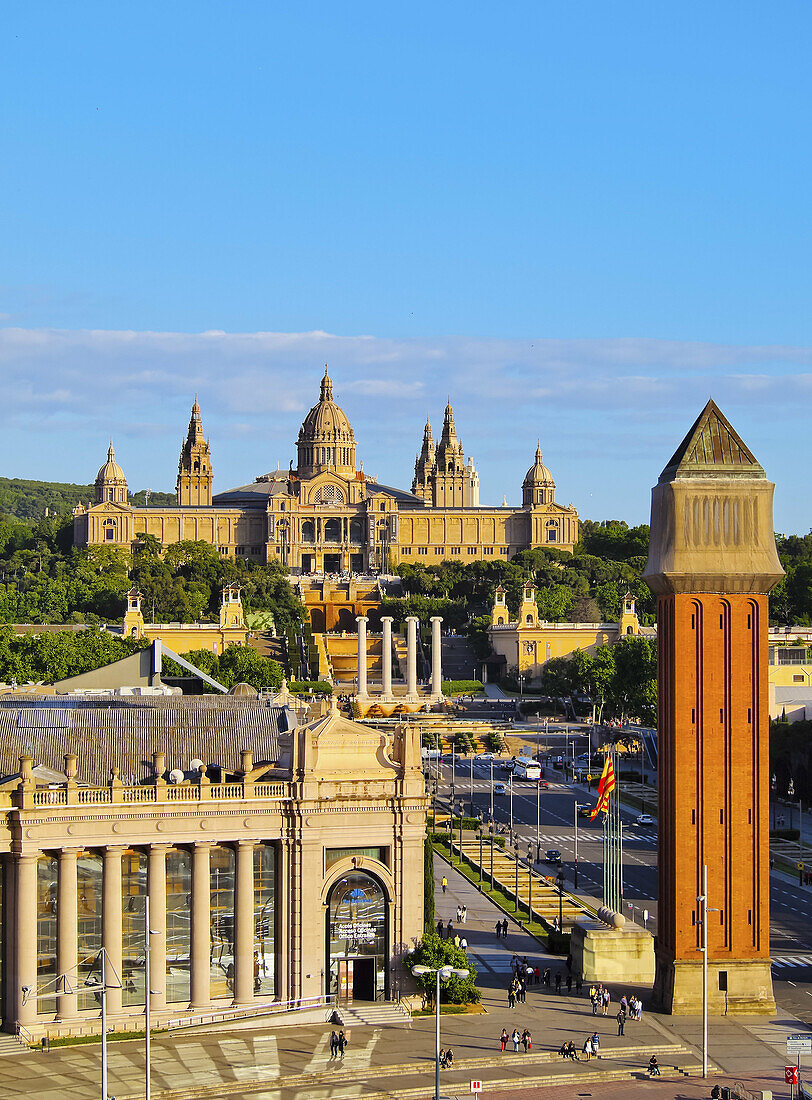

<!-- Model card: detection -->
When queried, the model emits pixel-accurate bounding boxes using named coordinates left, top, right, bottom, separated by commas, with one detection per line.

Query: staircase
left=333, top=1000, right=409, bottom=1026
left=324, top=633, right=382, bottom=685
left=441, top=634, right=479, bottom=682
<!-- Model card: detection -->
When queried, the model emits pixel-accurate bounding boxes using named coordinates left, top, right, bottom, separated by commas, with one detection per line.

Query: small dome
left=227, top=681, right=257, bottom=697
left=96, top=442, right=127, bottom=485
left=523, top=442, right=555, bottom=488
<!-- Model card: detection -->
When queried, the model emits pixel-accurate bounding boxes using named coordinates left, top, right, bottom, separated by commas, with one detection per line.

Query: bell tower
left=177, top=398, right=213, bottom=506
left=643, top=400, right=783, bottom=1015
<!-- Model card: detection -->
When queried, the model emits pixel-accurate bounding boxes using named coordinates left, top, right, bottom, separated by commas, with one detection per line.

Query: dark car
left=578, top=805, right=593, bottom=818
left=545, top=849, right=562, bottom=864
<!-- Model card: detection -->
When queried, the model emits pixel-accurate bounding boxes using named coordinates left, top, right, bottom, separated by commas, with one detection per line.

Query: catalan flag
left=590, top=755, right=616, bottom=820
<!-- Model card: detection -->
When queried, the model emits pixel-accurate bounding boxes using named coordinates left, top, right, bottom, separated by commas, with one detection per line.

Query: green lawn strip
left=433, top=840, right=559, bottom=948
left=35, top=1028, right=166, bottom=1049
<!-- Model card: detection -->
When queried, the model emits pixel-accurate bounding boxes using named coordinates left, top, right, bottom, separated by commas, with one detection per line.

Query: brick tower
left=643, top=400, right=783, bottom=1014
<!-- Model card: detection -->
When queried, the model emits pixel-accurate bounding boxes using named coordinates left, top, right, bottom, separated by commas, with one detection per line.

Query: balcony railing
left=27, top=780, right=290, bottom=809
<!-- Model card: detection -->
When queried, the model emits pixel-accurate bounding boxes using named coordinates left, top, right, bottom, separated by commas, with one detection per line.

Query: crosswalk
left=494, top=830, right=658, bottom=847
left=771, top=954, right=812, bottom=970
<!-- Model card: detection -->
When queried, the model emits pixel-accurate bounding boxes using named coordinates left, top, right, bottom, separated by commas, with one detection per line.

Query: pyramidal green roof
left=659, top=399, right=765, bottom=482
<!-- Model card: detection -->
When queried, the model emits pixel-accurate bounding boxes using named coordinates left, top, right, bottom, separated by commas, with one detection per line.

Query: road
left=429, top=750, right=812, bottom=1018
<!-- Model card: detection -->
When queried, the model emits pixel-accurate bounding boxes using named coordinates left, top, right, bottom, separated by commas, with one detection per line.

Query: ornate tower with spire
left=296, top=366, right=357, bottom=479
left=177, top=398, right=213, bottom=506
left=415, top=401, right=479, bottom=507
left=411, top=417, right=436, bottom=503
left=94, top=441, right=128, bottom=504
left=643, top=400, right=783, bottom=1015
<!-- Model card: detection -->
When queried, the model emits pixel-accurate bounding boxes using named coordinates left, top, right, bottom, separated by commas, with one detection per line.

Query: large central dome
left=296, top=367, right=357, bottom=478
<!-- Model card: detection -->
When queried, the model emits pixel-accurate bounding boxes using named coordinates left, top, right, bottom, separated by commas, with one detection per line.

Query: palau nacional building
left=73, top=367, right=579, bottom=568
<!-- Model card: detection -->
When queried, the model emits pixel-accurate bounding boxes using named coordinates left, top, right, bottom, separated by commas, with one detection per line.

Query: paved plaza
left=0, top=855, right=799, bottom=1098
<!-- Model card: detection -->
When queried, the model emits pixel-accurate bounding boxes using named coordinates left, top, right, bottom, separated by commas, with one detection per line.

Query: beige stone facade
left=123, top=584, right=248, bottom=656
left=0, top=695, right=426, bottom=1038
left=487, top=584, right=651, bottom=681
left=73, top=368, right=579, bottom=570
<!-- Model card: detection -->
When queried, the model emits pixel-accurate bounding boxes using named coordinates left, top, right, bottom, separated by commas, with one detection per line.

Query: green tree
left=405, top=932, right=480, bottom=1005
left=423, top=837, right=435, bottom=933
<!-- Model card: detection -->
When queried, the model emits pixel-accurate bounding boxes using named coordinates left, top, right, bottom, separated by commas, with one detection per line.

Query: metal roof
left=0, top=696, right=288, bottom=785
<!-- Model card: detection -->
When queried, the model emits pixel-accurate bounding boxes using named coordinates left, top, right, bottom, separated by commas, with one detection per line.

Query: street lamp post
left=450, top=743, right=456, bottom=804
left=478, top=825, right=483, bottom=888
left=469, top=755, right=474, bottom=817
left=514, top=841, right=520, bottom=914
left=573, top=802, right=582, bottom=890
left=509, top=773, right=514, bottom=839
left=527, top=845, right=534, bottom=920
left=411, top=964, right=469, bottom=1100
left=536, top=776, right=542, bottom=863
left=490, top=759, right=494, bottom=821
left=556, top=869, right=565, bottom=932
left=489, top=822, right=494, bottom=885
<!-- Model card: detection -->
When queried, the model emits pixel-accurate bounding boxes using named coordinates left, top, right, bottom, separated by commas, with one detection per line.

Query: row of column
left=15, top=840, right=260, bottom=1026
left=355, top=615, right=443, bottom=698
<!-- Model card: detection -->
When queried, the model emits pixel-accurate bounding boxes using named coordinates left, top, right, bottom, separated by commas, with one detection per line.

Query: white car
left=635, top=813, right=655, bottom=826
left=475, top=752, right=497, bottom=761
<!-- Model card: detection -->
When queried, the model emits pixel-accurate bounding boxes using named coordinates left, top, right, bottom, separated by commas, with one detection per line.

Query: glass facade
left=36, top=855, right=58, bottom=1015
left=166, top=849, right=191, bottom=1003
left=77, top=852, right=103, bottom=1011
left=325, top=847, right=386, bottom=871
left=327, top=872, right=387, bottom=1000
left=122, top=850, right=147, bottom=1006
left=210, top=845, right=235, bottom=998
left=253, top=845, right=275, bottom=997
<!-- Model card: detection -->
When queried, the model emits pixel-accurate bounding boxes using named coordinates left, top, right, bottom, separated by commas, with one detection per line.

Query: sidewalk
left=0, top=855, right=796, bottom=1099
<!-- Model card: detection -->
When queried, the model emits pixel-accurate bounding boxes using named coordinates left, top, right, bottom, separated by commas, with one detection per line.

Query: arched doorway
left=326, top=870, right=388, bottom=1002
left=309, top=606, right=326, bottom=633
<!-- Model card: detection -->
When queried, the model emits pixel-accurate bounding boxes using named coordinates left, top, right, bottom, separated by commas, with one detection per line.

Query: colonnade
left=14, top=840, right=268, bottom=1028
left=355, top=615, right=443, bottom=699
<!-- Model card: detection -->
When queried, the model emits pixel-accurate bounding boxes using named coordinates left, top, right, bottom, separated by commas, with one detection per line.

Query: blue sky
left=2, top=2, right=810, bottom=532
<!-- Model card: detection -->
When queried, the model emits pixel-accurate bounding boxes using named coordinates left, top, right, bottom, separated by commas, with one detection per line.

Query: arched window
left=326, top=871, right=388, bottom=1001
left=324, top=518, right=341, bottom=543
left=626, top=625, right=633, bottom=635
left=313, top=484, right=345, bottom=505
left=349, top=518, right=364, bottom=543
left=496, top=616, right=505, bottom=625
left=103, top=518, right=116, bottom=542
left=301, top=520, right=315, bottom=543
left=525, top=614, right=534, bottom=624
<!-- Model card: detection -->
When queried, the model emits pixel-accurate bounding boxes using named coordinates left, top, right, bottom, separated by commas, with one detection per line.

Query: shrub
left=405, top=932, right=480, bottom=1004
left=288, top=680, right=333, bottom=694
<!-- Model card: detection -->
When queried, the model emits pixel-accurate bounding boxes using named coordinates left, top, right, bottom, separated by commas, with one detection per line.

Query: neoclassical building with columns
left=73, top=368, right=579, bottom=571
left=0, top=693, right=426, bottom=1038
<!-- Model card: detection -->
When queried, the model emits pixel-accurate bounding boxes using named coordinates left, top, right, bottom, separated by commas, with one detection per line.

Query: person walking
left=543, top=967, right=551, bottom=988
left=575, top=975, right=583, bottom=995
left=617, top=1008, right=625, bottom=1035
left=507, top=985, right=515, bottom=1009
left=555, top=971, right=562, bottom=993
left=456, top=905, right=462, bottom=922
left=512, top=1028, right=521, bottom=1052
left=524, top=1028, right=532, bottom=1052
left=461, top=904, right=467, bottom=924
left=602, top=987, right=610, bottom=1015
left=502, top=919, right=509, bottom=940
left=500, top=1028, right=508, bottom=1052
left=442, top=875, right=447, bottom=893
left=582, top=1037, right=592, bottom=1061
left=494, top=921, right=502, bottom=940
left=566, top=973, right=572, bottom=994
left=446, top=919, right=454, bottom=939
left=534, top=965, right=540, bottom=985
left=329, top=1031, right=339, bottom=1057
left=460, top=936, right=468, bottom=952
left=437, top=919, right=444, bottom=940
left=590, top=1031, right=600, bottom=1055
left=337, top=1031, right=347, bottom=1056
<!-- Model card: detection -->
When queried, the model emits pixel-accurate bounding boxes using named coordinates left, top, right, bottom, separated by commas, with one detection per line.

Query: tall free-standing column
left=234, top=841, right=256, bottom=1004
left=191, top=842, right=212, bottom=1009
left=15, top=853, right=38, bottom=1028
left=406, top=616, right=419, bottom=697
left=103, top=846, right=124, bottom=1016
left=147, top=845, right=168, bottom=1013
left=381, top=616, right=393, bottom=697
left=356, top=616, right=369, bottom=696
left=430, top=616, right=443, bottom=697
left=57, top=848, right=79, bottom=1020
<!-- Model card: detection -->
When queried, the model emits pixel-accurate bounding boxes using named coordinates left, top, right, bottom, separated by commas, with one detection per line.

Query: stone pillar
left=56, top=848, right=78, bottom=1020
left=191, top=842, right=211, bottom=1008
left=148, top=845, right=168, bottom=1013
left=381, top=616, right=393, bottom=697
left=356, top=615, right=368, bottom=696
left=430, top=616, right=443, bottom=696
left=406, top=616, right=419, bottom=697
left=15, top=853, right=38, bottom=1027
left=103, top=846, right=124, bottom=1016
left=234, top=840, right=255, bottom=1004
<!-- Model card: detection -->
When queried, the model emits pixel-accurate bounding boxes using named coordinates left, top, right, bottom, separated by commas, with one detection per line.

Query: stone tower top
left=644, top=400, right=782, bottom=596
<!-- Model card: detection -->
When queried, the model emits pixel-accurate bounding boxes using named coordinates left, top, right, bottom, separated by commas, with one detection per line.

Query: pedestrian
left=439, top=1048, right=447, bottom=1068
left=338, top=1030, right=347, bottom=1056
left=602, top=988, right=610, bottom=1015
left=616, top=1009, right=625, bottom=1036
left=648, top=1055, right=660, bottom=1076
left=447, top=919, right=454, bottom=939
left=591, top=1031, right=600, bottom=1054
left=507, top=986, right=515, bottom=1009
left=500, top=1028, right=508, bottom=1052
left=534, top=966, right=540, bottom=985
left=442, top=875, right=447, bottom=893
left=445, top=1049, right=454, bottom=1067
left=576, top=975, right=583, bottom=995
left=582, top=1037, right=592, bottom=1061
left=495, top=921, right=502, bottom=940
left=329, top=1031, right=338, bottom=1057
left=461, top=904, right=467, bottom=924
left=566, top=1040, right=579, bottom=1061
left=512, top=1028, right=521, bottom=1052
left=460, top=936, right=468, bottom=952
left=521, top=1028, right=529, bottom=1052
left=502, top=919, right=509, bottom=940
left=518, top=978, right=526, bottom=1004
left=456, top=905, right=462, bottom=922
left=620, top=994, right=628, bottom=1015
left=566, top=973, right=573, bottom=994
left=543, top=967, right=551, bottom=988
left=437, top=919, right=444, bottom=940
left=636, top=998, right=643, bottom=1022
left=555, top=970, right=562, bottom=993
